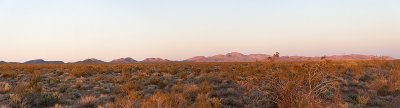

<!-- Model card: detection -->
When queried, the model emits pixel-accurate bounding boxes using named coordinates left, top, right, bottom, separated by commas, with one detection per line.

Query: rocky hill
left=24, top=59, right=64, bottom=64
left=74, top=58, right=106, bottom=64
left=141, top=58, right=171, bottom=62
left=110, top=57, right=137, bottom=63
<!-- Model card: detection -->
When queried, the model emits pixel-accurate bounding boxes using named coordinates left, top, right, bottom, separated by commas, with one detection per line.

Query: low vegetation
left=0, top=60, right=399, bottom=107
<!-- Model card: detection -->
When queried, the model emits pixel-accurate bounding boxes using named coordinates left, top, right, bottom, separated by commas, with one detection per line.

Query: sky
left=0, top=0, right=399, bottom=62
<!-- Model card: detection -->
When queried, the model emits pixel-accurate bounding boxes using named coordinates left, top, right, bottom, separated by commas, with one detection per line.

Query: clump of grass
left=95, top=74, right=104, bottom=81
left=142, top=91, right=167, bottom=108
left=12, top=82, right=43, bottom=107
left=121, top=69, right=131, bottom=81
left=58, top=84, right=68, bottom=93
left=70, top=68, right=85, bottom=77
left=112, top=97, right=135, bottom=108
left=209, top=98, right=222, bottom=108
left=73, top=77, right=84, bottom=89
left=78, top=96, right=97, bottom=108
left=193, top=93, right=211, bottom=108
left=0, top=82, right=11, bottom=94
left=28, top=70, right=41, bottom=87
left=356, top=95, right=369, bottom=107
left=9, top=94, right=29, bottom=108
left=40, top=92, right=61, bottom=106
left=141, top=91, right=189, bottom=108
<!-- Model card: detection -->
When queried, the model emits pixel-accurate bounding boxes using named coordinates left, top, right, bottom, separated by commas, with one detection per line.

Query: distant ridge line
left=0, top=52, right=396, bottom=64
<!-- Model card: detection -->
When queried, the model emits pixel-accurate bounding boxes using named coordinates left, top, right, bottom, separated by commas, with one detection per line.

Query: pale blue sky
left=0, top=0, right=399, bottom=62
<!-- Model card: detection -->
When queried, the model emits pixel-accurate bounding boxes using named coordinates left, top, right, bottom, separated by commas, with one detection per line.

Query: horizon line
left=0, top=52, right=396, bottom=63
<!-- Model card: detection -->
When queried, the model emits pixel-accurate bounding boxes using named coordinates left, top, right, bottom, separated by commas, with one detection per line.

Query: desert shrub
left=243, top=90, right=272, bottom=107
left=14, top=83, right=30, bottom=95
left=182, top=84, right=200, bottom=102
left=193, top=93, right=211, bottom=108
left=141, top=91, right=189, bottom=108
left=349, top=64, right=364, bottom=80
left=387, top=69, right=400, bottom=92
left=40, top=92, right=61, bottom=106
left=349, top=95, right=369, bottom=107
left=267, top=62, right=340, bottom=108
left=9, top=94, right=29, bottom=108
left=78, top=96, right=97, bottom=108
left=166, top=93, right=188, bottom=108
left=359, top=71, right=374, bottom=82
left=112, top=97, right=135, bottom=108
left=356, top=95, right=369, bottom=107
left=58, top=84, right=68, bottom=93
left=0, top=82, right=11, bottom=94
left=148, top=76, right=160, bottom=85
left=349, top=94, right=370, bottom=107
left=198, top=82, right=212, bottom=94
left=140, top=91, right=165, bottom=108
left=127, top=90, right=143, bottom=101
left=75, top=77, right=84, bottom=89
left=28, top=70, right=41, bottom=87
left=13, top=82, right=43, bottom=106
left=146, top=75, right=168, bottom=89
left=369, top=77, right=390, bottom=96
left=209, top=98, right=222, bottom=108
left=121, top=68, right=131, bottom=81
left=118, top=81, right=144, bottom=95
left=384, top=96, right=400, bottom=107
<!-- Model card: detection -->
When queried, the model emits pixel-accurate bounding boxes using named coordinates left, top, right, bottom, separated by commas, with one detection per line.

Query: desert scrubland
left=0, top=60, right=400, bottom=108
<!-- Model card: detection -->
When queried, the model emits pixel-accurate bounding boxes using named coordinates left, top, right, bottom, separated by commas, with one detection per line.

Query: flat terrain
left=0, top=60, right=400, bottom=108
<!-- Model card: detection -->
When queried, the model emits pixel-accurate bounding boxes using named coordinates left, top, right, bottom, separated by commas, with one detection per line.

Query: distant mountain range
left=185, top=52, right=271, bottom=62
left=186, top=52, right=395, bottom=62
left=278, top=54, right=394, bottom=61
left=0, top=52, right=396, bottom=64
left=0, top=61, right=19, bottom=64
left=24, top=59, right=64, bottom=64
left=0, top=61, right=7, bottom=64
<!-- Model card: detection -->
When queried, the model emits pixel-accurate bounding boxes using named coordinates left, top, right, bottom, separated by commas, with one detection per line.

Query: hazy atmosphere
left=0, top=0, right=399, bottom=62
